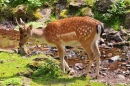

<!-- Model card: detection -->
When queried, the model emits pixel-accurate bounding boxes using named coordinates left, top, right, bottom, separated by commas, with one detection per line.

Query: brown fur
left=18, top=16, right=103, bottom=78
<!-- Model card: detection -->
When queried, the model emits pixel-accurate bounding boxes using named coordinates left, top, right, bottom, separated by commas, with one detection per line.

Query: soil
left=0, top=24, right=130, bottom=86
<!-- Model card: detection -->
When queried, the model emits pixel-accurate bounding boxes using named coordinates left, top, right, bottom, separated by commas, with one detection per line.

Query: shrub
left=1, top=78, right=23, bottom=86
left=93, top=0, right=126, bottom=30
left=33, top=59, right=62, bottom=78
left=0, top=0, right=9, bottom=8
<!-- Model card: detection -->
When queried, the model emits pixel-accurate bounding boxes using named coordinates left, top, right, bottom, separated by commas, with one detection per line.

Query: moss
left=84, top=0, right=95, bottom=7
left=81, top=7, right=93, bottom=16
left=12, top=4, right=28, bottom=21
left=59, top=9, right=69, bottom=18
left=33, top=9, right=43, bottom=20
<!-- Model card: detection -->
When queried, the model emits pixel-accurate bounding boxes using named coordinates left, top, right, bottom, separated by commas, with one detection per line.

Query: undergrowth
left=93, top=0, right=126, bottom=30
left=0, top=52, right=107, bottom=86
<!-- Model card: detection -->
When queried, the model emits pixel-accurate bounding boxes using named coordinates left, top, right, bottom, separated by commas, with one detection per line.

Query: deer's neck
left=31, top=28, right=44, bottom=38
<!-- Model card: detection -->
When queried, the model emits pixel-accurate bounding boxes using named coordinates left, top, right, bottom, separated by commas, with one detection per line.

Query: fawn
left=17, top=16, right=104, bottom=77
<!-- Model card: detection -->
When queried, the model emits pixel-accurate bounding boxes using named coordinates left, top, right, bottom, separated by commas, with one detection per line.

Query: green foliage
left=34, top=59, right=62, bottom=78
left=15, top=21, right=45, bottom=30
left=10, top=0, right=57, bottom=8
left=50, top=14, right=57, bottom=22
left=94, top=0, right=126, bottom=29
left=1, top=78, right=22, bottom=86
left=10, top=0, right=42, bottom=8
left=0, top=52, right=107, bottom=86
left=59, top=9, right=69, bottom=18
left=124, top=0, right=130, bottom=6
left=0, top=0, right=9, bottom=7
left=84, top=0, right=95, bottom=7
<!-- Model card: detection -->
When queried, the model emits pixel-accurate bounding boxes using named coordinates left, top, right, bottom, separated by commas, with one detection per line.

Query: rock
left=22, top=77, right=30, bottom=86
left=81, top=7, right=93, bottom=16
left=33, top=57, right=48, bottom=61
left=126, top=64, right=130, bottom=67
left=117, top=74, right=125, bottom=79
left=113, top=42, right=129, bottom=48
left=127, top=67, right=130, bottom=71
left=0, top=60, right=4, bottom=64
left=101, top=68, right=107, bottom=71
left=125, top=12, right=130, bottom=29
left=113, top=32, right=123, bottom=42
left=108, top=55, right=120, bottom=62
left=95, top=0, right=115, bottom=12
left=17, top=69, right=33, bottom=78
left=128, top=61, right=130, bottom=64
left=28, top=61, right=43, bottom=70
left=120, top=58, right=127, bottom=62
left=120, top=28, right=127, bottom=36
left=75, top=63, right=84, bottom=70
left=107, top=43, right=113, bottom=47
left=102, top=73, right=107, bottom=76
left=121, top=63, right=127, bottom=66
left=38, top=8, right=52, bottom=22
left=107, top=53, right=113, bottom=58
left=69, top=0, right=85, bottom=7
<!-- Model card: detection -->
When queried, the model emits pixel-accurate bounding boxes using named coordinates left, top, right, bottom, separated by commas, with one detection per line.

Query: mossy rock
left=81, top=7, right=93, bottom=16
left=28, top=61, right=44, bottom=70
left=0, top=6, right=13, bottom=21
left=124, top=0, right=130, bottom=9
left=59, top=9, right=69, bottom=18
left=84, top=0, right=95, bottom=7
left=33, top=9, right=43, bottom=20
left=12, top=4, right=28, bottom=21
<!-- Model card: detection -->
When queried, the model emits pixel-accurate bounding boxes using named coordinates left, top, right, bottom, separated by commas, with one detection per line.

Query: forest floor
left=0, top=24, right=130, bottom=86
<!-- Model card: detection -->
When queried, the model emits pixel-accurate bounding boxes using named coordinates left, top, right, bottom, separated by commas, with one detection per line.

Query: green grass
left=14, top=21, right=46, bottom=31
left=0, top=52, right=30, bottom=78
left=0, top=52, right=107, bottom=86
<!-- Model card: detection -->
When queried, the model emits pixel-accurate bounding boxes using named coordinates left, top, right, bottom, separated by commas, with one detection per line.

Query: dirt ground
left=0, top=25, right=130, bottom=86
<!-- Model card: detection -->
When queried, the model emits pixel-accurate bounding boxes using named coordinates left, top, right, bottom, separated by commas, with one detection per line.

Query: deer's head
left=16, top=18, right=32, bottom=47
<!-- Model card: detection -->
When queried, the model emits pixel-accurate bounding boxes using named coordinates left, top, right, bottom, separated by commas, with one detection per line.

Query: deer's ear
left=28, top=24, right=32, bottom=31
left=19, top=27, right=23, bottom=31
left=19, top=27, right=23, bottom=34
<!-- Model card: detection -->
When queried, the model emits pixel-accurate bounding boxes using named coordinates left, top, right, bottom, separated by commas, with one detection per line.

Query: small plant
left=33, top=59, right=62, bottom=78
left=84, top=0, right=95, bottom=7
left=94, top=0, right=126, bottom=30
left=1, top=78, right=23, bottom=86
left=15, top=21, right=45, bottom=30
left=0, top=0, right=10, bottom=7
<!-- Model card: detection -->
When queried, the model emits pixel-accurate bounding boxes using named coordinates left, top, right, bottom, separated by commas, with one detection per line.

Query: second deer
left=17, top=16, right=104, bottom=77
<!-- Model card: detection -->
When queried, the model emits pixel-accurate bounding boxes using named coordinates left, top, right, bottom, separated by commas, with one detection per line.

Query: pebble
left=120, top=58, right=127, bottom=62
left=117, top=74, right=125, bottom=79
left=127, top=67, right=130, bottom=71
left=126, top=64, right=130, bottom=67
left=128, top=61, right=130, bottom=64
left=0, top=60, right=4, bottom=64
left=101, top=68, right=107, bottom=71
left=75, top=63, right=84, bottom=70
left=121, top=63, right=127, bottom=66
left=109, top=55, right=120, bottom=62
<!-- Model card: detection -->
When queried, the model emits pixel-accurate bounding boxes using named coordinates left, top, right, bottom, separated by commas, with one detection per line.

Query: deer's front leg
left=56, top=44, right=69, bottom=73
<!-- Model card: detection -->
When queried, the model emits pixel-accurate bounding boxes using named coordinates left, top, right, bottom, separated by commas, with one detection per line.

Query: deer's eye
left=24, top=34, right=27, bottom=37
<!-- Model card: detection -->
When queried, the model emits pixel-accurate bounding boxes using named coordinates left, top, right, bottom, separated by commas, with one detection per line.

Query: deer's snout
left=19, top=43, right=24, bottom=47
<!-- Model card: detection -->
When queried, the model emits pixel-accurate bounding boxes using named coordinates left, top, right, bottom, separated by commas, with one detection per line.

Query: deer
left=16, top=16, right=104, bottom=78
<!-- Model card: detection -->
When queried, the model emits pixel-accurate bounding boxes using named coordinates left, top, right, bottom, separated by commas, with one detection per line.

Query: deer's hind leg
left=81, top=43, right=95, bottom=76
left=91, top=41, right=101, bottom=77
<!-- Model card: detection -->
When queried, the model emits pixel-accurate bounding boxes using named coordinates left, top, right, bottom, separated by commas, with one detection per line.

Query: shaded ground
left=0, top=24, right=130, bottom=86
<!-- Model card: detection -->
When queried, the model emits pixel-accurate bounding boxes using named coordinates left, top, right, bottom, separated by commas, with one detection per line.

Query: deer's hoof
left=68, top=68, right=75, bottom=75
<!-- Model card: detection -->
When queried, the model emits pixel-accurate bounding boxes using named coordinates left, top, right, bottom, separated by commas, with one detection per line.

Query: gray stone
left=125, top=12, right=130, bottom=29
left=117, top=74, right=125, bottom=79
left=109, top=55, right=120, bottom=62
left=95, top=0, right=115, bottom=12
